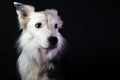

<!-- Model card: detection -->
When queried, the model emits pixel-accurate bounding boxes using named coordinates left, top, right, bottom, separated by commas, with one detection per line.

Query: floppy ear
left=46, top=9, right=63, bottom=28
left=13, top=2, right=35, bottom=29
left=46, top=9, right=58, bottom=16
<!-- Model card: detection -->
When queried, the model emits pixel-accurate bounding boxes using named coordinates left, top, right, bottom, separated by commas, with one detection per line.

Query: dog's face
left=27, top=11, right=62, bottom=49
left=14, top=2, right=64, bottom=60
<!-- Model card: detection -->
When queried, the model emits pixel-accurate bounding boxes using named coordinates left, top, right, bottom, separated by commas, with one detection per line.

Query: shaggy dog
left=14, top=2, right=66, bottom=80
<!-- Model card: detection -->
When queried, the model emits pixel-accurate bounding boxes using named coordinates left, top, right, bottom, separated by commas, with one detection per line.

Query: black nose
left=48, top=36, right=58, bottom=46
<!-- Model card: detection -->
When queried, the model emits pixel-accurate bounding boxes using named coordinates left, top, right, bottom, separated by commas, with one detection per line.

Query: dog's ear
left=14, top=2, right=35, bottom=29
left=46, top=9, right=58, bottom=16
left=46, top=9, right=63, bottom=28
left=14, top=2, right=34, bottom=17
left=49, top=9, right=58, bottom=15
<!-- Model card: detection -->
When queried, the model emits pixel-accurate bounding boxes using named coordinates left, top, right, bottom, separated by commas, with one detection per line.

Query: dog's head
left=14, top=2, right=65, bottom=60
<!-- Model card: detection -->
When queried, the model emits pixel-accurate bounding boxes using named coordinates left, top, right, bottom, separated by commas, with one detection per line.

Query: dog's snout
left=48, top=36, right=58, bottom=46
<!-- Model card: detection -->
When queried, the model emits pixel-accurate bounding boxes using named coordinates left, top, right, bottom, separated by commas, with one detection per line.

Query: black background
left=0, top=0, right=120, bottom=80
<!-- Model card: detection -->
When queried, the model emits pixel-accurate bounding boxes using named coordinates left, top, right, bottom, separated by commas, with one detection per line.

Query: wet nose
left=48, top=36, right=58, bottom=46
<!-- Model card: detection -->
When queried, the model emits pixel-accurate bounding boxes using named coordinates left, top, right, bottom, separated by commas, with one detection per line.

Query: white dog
left=14, top=2, right=66, bottom=80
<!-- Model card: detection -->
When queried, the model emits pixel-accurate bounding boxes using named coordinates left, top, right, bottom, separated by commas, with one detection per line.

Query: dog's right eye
left=54, top=24, right=58, bottom=29
left=35, top=23, right=42, bottom=28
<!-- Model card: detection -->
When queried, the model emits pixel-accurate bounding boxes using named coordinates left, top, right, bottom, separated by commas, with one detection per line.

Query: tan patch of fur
left=19, top=16, right=30, bottom=29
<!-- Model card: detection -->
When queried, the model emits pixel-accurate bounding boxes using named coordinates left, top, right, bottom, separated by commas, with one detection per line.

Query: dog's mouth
left=40, top=44, right=57, bottom=50
left=49, top=44, right=57, bottom=49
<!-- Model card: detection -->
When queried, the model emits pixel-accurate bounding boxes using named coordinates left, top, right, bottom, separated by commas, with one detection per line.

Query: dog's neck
left=19, top=45, right=54, bottom=73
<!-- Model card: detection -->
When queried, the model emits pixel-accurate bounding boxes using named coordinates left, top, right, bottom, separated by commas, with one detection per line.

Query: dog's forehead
left=29, top=11, right=59, bottom=22
left=29, top=12, right=46, bottom=20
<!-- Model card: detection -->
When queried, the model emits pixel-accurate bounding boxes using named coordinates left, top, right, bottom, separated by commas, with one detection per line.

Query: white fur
left=14, top=2, right=66, bottom=80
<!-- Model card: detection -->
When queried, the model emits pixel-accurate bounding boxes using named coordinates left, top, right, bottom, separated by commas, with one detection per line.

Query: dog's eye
left=54, top=24, right=58, bottom=29
left=35, top=23, right=42, bottom=28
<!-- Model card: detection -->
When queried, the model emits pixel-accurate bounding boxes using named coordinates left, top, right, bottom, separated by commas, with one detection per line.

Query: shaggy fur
left=14, top=2, right=65, bottom=80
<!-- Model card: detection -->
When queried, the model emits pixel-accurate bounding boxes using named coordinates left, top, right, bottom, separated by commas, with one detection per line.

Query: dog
left=14, top=2, right=66, bottom=80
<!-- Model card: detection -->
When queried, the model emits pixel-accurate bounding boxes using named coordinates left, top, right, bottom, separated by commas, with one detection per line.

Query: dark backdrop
left=0, top=0, right=120, bottom=80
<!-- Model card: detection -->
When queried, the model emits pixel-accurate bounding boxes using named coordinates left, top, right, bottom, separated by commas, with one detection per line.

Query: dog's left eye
left=35, top=23, right=42, bottom=28
left=54, top=24, right=58, bottom=29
